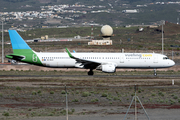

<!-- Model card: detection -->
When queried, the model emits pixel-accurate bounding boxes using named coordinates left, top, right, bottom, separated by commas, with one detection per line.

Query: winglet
left=65, top=48, right=73, bottom=58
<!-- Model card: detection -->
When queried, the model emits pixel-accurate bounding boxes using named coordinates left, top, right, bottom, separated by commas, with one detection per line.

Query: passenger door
left=153, top=55, right=158, bottom=63
left=120, top=55, right=124, bottom=63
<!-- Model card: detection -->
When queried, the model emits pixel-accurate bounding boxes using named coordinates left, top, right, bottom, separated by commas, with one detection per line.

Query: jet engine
left=97, top=64, right=116, bottom=73
left=75, top=63, right=84, bottom=68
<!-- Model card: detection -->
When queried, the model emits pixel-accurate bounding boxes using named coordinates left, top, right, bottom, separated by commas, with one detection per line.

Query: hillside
left=1, top=0, right=180, bottom=26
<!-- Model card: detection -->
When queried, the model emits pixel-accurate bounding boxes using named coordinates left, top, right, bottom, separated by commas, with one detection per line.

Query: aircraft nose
left=170, top=60, right=175, bottom=66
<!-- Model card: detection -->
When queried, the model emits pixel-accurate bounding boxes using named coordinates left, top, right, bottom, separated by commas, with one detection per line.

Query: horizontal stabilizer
left=6, top=54, right=25, bottom=61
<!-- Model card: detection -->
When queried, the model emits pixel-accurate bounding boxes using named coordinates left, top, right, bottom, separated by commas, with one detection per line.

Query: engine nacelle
left=75, top=63, right=84, bottom=68
left=101, top=64, right=116, bottom=73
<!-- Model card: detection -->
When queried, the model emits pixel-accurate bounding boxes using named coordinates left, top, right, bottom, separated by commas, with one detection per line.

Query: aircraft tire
left=88, top=70, right=94, bottom=76
left=154, top=73, right=157, bottom=76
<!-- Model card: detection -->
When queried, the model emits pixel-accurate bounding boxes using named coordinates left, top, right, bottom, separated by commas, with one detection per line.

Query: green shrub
left=3, top=112, right=9, bottom=116
left=149, top=98, right=152, bottom=102
left=60, top=110, right=66, bottom=115
left=48, top=113, right=54, bottom=116
left=113, top=96, right=119, bottom=100
left=76, top=90, right=79, bottom=94
left=158, top=91, right=164, bottom=96
left=152, top=93, right=156, bottom=96
left=160, top=99, right=164, bottom=103
left=170, top=99, right=175, bottom=105
left=101, top=93, right=108, bottom=97
left=90, top=91, right=94, bottom=94
left=32, top=91, right=37, bottom=95
left=173, top=96, right=178, bottom=99
left=50, top=91, right=54, bottom=94
left=16, top=86, right=21, bottom=90
left=31, top=111, right=36, bottom=117
left=61, top=90, right=66, bottom=94
left=91, top=98, right=99, bottom=102
left=71, top=109, right=75, bottom=113
left=37, top=90, right=41, bottom=94
left=107, top=96, right=112, bottom=101
left=82, top=92, right=90, bottom=97
left=72, top=99, right=78, bottom=102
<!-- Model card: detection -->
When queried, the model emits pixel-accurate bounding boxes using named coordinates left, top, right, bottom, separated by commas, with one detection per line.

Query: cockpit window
left=163, top=57, right=169, bottom=60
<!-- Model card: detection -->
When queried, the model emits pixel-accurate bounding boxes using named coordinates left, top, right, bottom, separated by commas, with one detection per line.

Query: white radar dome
left=101, top=25, right=113, bottom=37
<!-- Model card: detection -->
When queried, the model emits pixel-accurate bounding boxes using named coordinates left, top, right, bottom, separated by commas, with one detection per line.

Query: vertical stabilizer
left=8, top=30, right=31, bottom=53
left=6, top=30, right=43, bottom=66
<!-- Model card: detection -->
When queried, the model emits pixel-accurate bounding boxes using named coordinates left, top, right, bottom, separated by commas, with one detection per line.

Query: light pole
left=162, top=20, right=165, bottom=55
left=1, top=18, right=4, bottom=63
left=65, top=85, right=68, bottom=120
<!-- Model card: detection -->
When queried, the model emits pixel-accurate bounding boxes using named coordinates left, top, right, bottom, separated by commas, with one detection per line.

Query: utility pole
left=172, top=49, right=174, bottom=60
left=65, top=85, right=68, bottom=120
left=135, top=85, right=137, bottom=120
left=1, top=18, right=4, bottom=63
left=91, top=25, right=94, bottom=40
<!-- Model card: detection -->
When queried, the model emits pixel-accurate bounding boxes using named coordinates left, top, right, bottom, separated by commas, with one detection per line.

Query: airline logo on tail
left=33, top=54, right=38, bottom=62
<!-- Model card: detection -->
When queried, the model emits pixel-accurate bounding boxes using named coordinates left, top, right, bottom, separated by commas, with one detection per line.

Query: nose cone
left=170, top=60, right=175, bottom=67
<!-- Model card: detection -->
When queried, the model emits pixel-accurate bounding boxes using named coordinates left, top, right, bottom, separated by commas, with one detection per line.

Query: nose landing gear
left=154, top=68, right=157, bottom=76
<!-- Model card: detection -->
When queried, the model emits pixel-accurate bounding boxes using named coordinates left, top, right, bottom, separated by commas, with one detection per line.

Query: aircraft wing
left=65, top=48, right=101, bottom=69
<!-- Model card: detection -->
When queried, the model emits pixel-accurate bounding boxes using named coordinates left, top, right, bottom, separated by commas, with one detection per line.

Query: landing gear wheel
left=154, top=73, right=157, bottom=76
left=88, top=70, right=94, bottom=76
left=154, top=69, right=157, bottom=76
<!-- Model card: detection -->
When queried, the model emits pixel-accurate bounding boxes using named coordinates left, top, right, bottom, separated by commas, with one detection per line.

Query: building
left=88, top=40, right=112, bottom=45
left=122, top=9, right=139, bottom=13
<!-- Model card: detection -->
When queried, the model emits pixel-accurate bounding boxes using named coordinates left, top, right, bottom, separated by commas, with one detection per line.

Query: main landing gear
left=154, top=68, right=157, bottom=76
left=88, top=69, right=94, bottom=76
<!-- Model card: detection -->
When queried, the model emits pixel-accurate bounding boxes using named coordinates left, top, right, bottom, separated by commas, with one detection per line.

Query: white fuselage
left=37, top=52, right=175, bottom=69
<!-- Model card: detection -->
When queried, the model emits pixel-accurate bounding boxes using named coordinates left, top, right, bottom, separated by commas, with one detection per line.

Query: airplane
left=6, top=30, right=175, bottom=76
